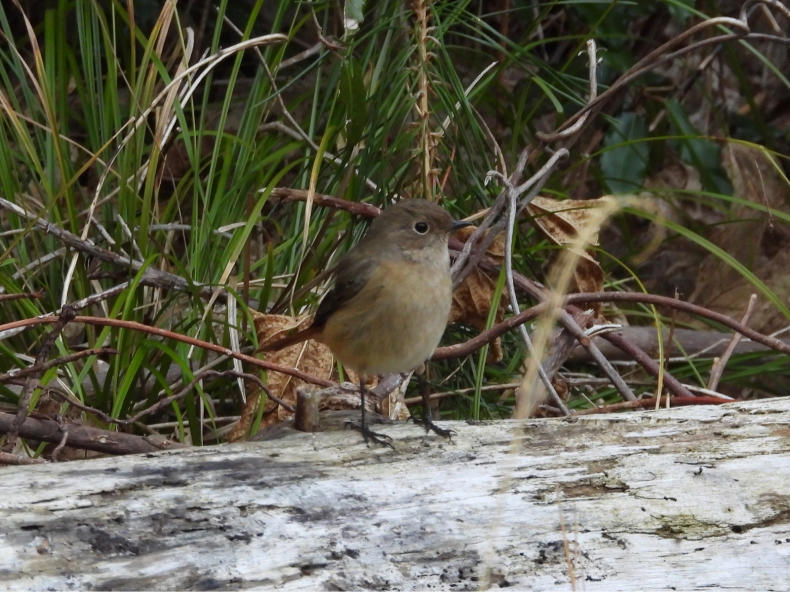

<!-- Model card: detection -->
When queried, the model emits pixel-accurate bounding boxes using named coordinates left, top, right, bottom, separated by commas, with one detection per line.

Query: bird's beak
left=451, top=219, right=473, bottom=231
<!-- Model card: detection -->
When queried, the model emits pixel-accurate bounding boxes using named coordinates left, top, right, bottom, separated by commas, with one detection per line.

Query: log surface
left=2, top=398, right=790, bottom=591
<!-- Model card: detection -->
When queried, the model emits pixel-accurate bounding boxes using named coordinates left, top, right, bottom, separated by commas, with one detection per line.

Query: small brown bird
left=263, top=199, right=469, bottom=446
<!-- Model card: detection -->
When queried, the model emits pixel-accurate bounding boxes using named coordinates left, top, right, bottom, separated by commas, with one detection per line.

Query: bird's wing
left=313, top=250, right=379, bottom=329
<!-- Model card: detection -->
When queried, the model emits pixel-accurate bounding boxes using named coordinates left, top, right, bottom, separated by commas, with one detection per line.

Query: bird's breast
left=320, top=255, right=452, bottom=375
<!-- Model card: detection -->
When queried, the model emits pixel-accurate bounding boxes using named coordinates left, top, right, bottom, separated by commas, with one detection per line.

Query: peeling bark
left=2, top=398, right=789, bottom=591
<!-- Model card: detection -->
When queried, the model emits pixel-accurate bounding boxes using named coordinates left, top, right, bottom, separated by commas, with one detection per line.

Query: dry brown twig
left=536, top=39, right=599, bottom=142
left=708, top=293, right=758, bottom=391
left=0, top=197, right=213, bottom=298
left=436, top=290, right=790, bottom=361
left=485, top=151, right=571, bottom=414
left=125, top=369, right=292, bottom=425
left=8, top=306, right=77, bottom=446
left=0, top=315, right=334, bottom=387
left=534, top=5, right=790, bottom=155
left=571, top=395, right=731, bottom=416
left=50, top=417, right=70, bottom=462
left=601, top=331, right=695, bottom=399
left=0, top=451, right=46, bottom=465
left=270, top=187, right=381, bottom=218
left=549, top=16, right=752, bottom=143
left=555, top=309, right=637, bottom=401
left=0, top=348, right=117, bottom=384
left=0, top=290, right=43, bottom=303
left=0, top=411, right=183, bottom=456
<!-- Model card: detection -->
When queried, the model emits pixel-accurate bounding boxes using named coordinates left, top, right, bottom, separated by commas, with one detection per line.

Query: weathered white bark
left=2, top=398, right=789, bottom=591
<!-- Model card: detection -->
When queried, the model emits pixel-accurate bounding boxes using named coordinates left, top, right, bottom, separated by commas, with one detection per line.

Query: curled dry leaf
left=527, top=196, right=607, bottom=296
left=227, top=311, right=334, bottom=441
left=450, top=225, right=507, bottom=362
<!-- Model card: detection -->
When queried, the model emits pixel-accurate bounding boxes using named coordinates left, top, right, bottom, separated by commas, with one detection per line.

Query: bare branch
left=0, top=315, right=334, bottom=387
left=0, top=411, right=183, bottom=455
left=708, top=294, right=758, bottom=391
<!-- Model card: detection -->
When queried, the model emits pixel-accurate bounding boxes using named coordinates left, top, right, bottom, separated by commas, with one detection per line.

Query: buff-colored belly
left=321, top=259, right=451, bottom=376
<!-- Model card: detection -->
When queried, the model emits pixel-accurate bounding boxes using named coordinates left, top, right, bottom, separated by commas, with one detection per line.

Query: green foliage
left=0, top=0, right=788, bottom=448
left=665, top=99, right=732, bottom=195
left=601, top=112, right=649, bottom=194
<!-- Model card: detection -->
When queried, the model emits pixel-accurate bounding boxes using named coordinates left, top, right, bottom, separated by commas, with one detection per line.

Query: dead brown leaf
left=450, top=225, right=507, bottom=362
left=227, top=311, right=335, bottom=441
left=527, top=196, right=607, bottom=295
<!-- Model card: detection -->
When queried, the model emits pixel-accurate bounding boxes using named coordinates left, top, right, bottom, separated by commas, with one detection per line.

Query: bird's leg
left=410, top=375, right=455, bottom=439
left=346, top=377, right=393, bottom=448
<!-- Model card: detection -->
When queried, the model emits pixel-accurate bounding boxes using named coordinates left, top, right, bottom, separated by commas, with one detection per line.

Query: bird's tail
left=258, top=325, right=319, bottom=352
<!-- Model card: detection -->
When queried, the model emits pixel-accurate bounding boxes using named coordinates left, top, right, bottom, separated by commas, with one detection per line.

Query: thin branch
left=0, top=411, right=183, bottom=455
left=0, top=348, right=116, bottom=384
left=602, top=332, right=695, bottom=399
left=0, top=197, right=214, bottom=297
left=63, top=282, right=131, bottom=311
left=9, top=248, right=67, bottom=283
left=270, top=187, right=381, bottom=218
left=126, top=369, right=293, bottom=425
left=569, top=291, right=790, bottom=357
left=439, top=288, right=790, bottom=361
left=553, top=17, right=750, bottom=137
left=50, top=418, right=69, bottom=462
left=10, top=306, right=77, bottom=445
left=449, top=191, right=510, bottom=284
left=0, top=290, right=43, bottom=302
left=279, top=42, right=325, bottom=68
left=537, top=39, right=599, bottom=142
left=0, top=315, right=334, bottom=387
left=496, top=168, right=567, bottom=413
left=571, top=395, right=731, bottom=415
left=741, top=0, right=790, bottom=25
left=451, top=147, right=568, bottom=291
left=0, top=451, right=46, bottom=465
left=404, top=382, right=520, bottom=405
left=44, top=387, right=121, bottom=427
left=708, top=293, right=757, bottom=391
left=557, top=310, right=637, bottom=401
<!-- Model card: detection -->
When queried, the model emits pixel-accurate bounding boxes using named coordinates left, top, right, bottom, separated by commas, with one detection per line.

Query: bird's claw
left=346, top=420, right=394, bottom=448
left=410, top=415, right=455, bottom=439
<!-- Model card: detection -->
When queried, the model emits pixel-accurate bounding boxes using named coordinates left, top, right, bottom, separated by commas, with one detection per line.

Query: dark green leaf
left=601, top=112, right=649, bottom=194
left=666, top=99, right=732, bottom=195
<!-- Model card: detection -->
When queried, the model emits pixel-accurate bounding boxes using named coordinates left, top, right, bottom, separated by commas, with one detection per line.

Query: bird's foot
left=346, top=421, right=394, bottom=448
left=410, top=414, right=455, bottom=439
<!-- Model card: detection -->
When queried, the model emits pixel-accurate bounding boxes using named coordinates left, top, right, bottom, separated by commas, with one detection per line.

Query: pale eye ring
left=413, top=221, right=430, bottom=234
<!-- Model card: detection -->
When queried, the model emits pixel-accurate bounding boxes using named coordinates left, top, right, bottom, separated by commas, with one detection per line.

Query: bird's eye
left=413, top=221, right=430, bottom=234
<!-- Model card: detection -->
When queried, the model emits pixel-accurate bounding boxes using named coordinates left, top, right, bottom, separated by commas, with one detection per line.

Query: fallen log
left=2, top=397, right=789, bottom=591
